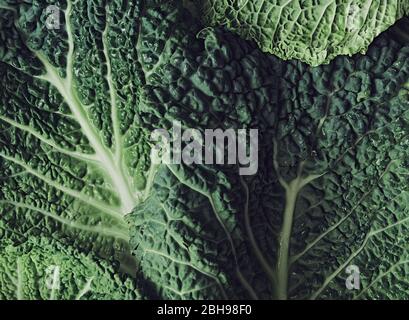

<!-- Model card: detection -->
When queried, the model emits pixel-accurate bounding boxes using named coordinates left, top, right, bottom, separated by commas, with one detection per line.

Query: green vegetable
left=1, top=0, right=409, bottom=301
left=0, top=0, right=152, bottom=272
left=0, top=237, right=140, bottom=300
left=193, top=0, right=409, bottom=66
left=129, top=15, right=409, bottom=299
left=0, top=0, right=154, bottom=298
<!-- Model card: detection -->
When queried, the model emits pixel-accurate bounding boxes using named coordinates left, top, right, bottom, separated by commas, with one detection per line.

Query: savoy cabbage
left=128, top=9, right=409, bottom=299
left=194, top=0, right=409, bottom=66
left=0, top=0, right=409, bottom=300
left=0, top=237, right=140, bottom=299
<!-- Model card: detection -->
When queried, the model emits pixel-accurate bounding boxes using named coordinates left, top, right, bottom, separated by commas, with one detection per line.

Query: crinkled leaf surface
left=1, top=0, right=409, bottom=301
left=129, top=17, right=409, bottom=299
left=127, top=4, right=279, bottom=298
left=0, top=237, right=140, bottom=300
left=0, top=0, right=154, bottom=267
left=270, top=20, right=409, bottom=299
left=194, top=0, right=409, bottom=66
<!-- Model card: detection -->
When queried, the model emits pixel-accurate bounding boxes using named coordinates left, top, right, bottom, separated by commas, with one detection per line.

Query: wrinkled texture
left=0, top=0, right=152, bottom=275
left=129, top=14, right=409, bottom=299
left=194, top=0, right=409, bottom=66
left=1, top=0, right=409, bottom=301
left=0, top=0, right=154, bottom=298
left=271, top=19, right=409, bottom=299
left=0, top=237, right=140, bottom=300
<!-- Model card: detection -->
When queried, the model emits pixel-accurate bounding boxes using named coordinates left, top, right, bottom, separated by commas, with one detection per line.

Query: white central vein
left=35, top=1, right=136, bottom=214
left=273, top=139, right=323, bottom=300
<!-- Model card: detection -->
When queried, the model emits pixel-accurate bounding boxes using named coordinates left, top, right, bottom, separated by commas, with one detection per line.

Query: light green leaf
left=194, top=0, right=409, bottom=66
